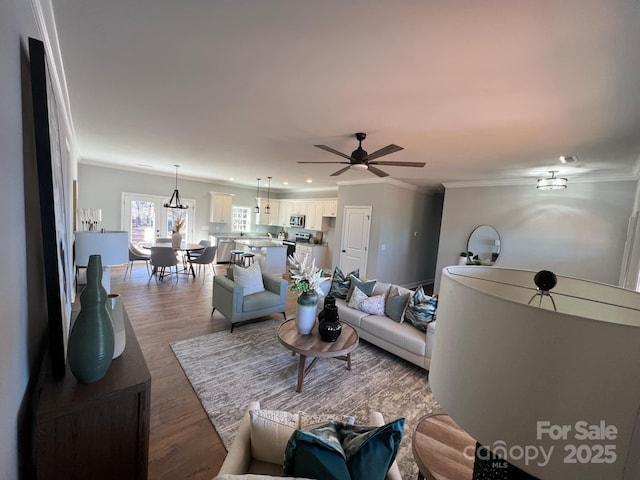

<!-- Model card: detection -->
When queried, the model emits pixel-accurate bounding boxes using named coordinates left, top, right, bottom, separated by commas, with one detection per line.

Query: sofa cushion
left=385, top=286, right=411, bottom=323
left=242, top=289, right=282, bottom=312
left=347, top=287, right=386, bottom=316
left=404, top=287, right=438, bottom=332
left=249, top=410, right=299, bottom=464
left=283, top=419, right=404, bottom=480
left=360, top=315, right=427, bottom=357
left=345, top=276, right=377, bottom=302
left=234, top=262, right=265, bottom=296
left=214, top=475, right=311, bottom=480
left=329, top=267, right=359, bottom=299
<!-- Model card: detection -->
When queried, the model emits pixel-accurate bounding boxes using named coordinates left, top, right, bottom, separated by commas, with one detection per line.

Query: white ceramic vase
left=106, top=293, right=126, bottom=358
left=172, top=232, right=182, bottom=248
left=295, top=291, right=318, bottom=335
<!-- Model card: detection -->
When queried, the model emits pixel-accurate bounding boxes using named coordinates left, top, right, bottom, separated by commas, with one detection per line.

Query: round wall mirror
left=467, top=225, right=501, bottom=265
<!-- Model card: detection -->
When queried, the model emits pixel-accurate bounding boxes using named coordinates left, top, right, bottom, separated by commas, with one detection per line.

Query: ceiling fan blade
left=298, top=161, right=350, bottom=164
left=314, top=145, right=354, bottom=161
left=367, top=161, right=426, bottom=167
left=365, top=144, right=403, bottom=161
left=367, top=165, right=389, bottom=177
left=330, top=166, right=351, bottom=176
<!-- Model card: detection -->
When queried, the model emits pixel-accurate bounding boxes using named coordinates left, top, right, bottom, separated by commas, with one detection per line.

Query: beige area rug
left=171, top=318, right=444, bottom=480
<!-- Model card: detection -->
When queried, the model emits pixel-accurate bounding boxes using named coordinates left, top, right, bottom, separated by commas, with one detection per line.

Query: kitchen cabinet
left=34, top=308, right=150, bottom=480
left=295, top=243, right=328, bottom=270
left=209, top=192, right=233, bottom=223
left=322, top=199, right=337, bottom=217
left=256, top=198, right=280, bottom=225
left=279, top=200, right=293, bottom=226
left=305, top=202, right=324, bottom=230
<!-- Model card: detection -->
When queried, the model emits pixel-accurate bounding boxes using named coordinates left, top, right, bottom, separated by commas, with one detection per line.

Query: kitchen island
left=234, top=239, right=288, bottom=275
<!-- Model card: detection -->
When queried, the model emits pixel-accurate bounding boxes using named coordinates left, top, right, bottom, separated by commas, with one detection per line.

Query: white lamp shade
left=74, top=231, right=128, bottom=267
left=430, top=266, right=640, bottom=480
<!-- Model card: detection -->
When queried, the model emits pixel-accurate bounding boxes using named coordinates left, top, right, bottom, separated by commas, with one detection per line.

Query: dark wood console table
left=34, top=307, right=151, bottom=479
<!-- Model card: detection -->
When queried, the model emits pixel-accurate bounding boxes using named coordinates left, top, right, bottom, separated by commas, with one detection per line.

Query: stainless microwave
left=289, top=214, right=305, bottom=228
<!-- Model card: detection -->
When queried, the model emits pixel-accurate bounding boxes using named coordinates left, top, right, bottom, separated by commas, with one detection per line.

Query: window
left=232, top=206, right=251, bottom=233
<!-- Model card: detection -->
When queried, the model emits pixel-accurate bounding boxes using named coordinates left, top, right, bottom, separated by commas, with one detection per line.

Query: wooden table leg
left=297, top=355, right=307, bottom=393
left=346, top=352, right=351, bottom=370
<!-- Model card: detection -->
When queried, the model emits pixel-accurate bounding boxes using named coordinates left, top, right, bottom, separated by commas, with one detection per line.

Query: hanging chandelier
left=164, top=164, right=189, bottom=209
left=537, top=170, right=568, bottom=190
left=254, top=178, right=261, bottom=213
left=265, top=176, right=272, bottom=214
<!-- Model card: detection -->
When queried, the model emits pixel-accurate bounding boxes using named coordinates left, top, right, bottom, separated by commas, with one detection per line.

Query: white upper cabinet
left=209, top=192, right=233, bottom=223
left=322, top=200, right=337, bottom=217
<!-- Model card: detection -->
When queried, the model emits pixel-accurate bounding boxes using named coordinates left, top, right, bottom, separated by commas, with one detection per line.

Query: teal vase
left=68, top=254, right=115, bottom=383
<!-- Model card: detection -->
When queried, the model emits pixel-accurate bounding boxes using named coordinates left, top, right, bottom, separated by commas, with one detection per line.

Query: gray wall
left=434, top=180, right=638, bottom=291
left=2, top=1, right=52, bottom=478
left=334, top=182, right=443, bottom=287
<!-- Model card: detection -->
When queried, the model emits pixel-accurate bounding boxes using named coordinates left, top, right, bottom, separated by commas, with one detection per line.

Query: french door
left=122, top=193, right=195, bottom=247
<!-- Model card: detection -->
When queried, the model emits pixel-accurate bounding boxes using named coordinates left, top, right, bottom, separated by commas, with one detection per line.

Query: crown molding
left=336, top=177, right=431, bottom=192
left=444, top=172, right=638, bottom=189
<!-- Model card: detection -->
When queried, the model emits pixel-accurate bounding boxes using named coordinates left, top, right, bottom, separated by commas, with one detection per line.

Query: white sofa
left=319, top=281, right=436, bottom=370
left=214, top=401, right=402, bottom=480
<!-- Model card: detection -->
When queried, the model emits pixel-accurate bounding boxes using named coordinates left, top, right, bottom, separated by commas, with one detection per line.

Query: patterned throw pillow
left=404, top=287, right=438, bottom=332
left=345, top=275, right=377, bottom=302
left=348, top=287, right=386, bottom=315
left=329, top=267, right=359, bottom=299
left=385, top=286, right=411, bottom=323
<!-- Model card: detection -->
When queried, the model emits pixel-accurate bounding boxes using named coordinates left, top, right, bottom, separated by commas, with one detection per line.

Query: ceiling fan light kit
left=537, top=171, right=568, bottom=190
left=300, top=132, right=425, bottom=177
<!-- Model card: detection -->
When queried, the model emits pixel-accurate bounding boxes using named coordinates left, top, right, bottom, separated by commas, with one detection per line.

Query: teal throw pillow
left=385, top=286, right=410, bottom=323
left=345, top=275, right=377, bottom=302
left=329, top=267, right=359, bottom=299
left=404, top=288, right=438, bottom=332
left=283, top=419, right=404, bottom=480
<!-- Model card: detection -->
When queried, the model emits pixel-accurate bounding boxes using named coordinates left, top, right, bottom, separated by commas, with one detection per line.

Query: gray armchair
left=212, top=270, right=288, bottom=332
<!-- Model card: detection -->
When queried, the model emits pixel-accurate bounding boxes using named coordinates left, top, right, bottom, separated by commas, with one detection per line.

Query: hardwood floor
left=110, top=262, right=297, bottom=479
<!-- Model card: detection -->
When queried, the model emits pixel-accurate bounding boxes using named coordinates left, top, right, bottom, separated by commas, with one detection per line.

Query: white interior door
left=122, top=193, right=196, bottom=246
left=339, top=206, right=371, bottom=276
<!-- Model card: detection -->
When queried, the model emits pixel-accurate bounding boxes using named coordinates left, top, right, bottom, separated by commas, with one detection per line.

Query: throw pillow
left=347, top=287, right=386, bottom=315
left=345, top=275, right=377, bottom=302
left=404, top=287, right=438, bottom=332
left=385, top=286, right=411, bottom=323
left=299, top=412, right=355, bottom=431
left=283, top=419, right=405, bottom=480
left=249, top=409, right=299, bottom=464
left=328, top=267, right=359, bottom=299
left=233, top=261, right=265, bottom=296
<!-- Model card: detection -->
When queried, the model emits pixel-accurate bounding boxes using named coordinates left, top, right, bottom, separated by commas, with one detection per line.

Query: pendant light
left=265, top=176, right=272, bottom=214
left=254, top=178, right=261, bottom=213
left=164, top=165, right=189, bottom=209
left=537, top=170, right=568, bottom=190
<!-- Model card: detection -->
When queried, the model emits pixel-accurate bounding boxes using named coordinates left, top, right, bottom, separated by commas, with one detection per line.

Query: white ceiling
left=51, top=0, right=640, bottom=192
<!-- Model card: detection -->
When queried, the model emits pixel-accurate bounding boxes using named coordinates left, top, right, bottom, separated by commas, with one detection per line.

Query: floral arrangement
left=288, top=252, right=329, bottom=295
left=172, top=214, right=185, bottom=234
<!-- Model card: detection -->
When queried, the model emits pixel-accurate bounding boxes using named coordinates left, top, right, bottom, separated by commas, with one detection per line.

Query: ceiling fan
left=298, top=132, right=425, bottom=177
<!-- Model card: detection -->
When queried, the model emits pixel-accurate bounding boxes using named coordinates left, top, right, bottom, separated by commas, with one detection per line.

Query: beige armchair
left=214, top=401, right=402, bottom=480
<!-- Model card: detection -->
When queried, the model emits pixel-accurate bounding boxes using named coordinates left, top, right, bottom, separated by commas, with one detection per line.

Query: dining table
left=141, top=242, right=205, bottom=278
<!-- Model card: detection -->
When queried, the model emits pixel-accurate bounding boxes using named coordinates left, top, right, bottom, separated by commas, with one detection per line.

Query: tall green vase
left=67, top=254, right=115, bottom=383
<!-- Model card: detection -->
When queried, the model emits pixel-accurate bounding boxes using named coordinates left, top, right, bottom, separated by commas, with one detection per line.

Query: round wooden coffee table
left=277, top=319, right=359, bottom=393
left=412, top=413, right=476, bottom=480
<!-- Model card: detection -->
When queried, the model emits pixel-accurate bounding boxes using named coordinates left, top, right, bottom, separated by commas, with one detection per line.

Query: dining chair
left=149, top=246, right=179, bottom=284
left=125, top=242, right=151, bottom=278
left=189, top=239, right=211, bottom=260
left=188, top=246, right=217, bottom=281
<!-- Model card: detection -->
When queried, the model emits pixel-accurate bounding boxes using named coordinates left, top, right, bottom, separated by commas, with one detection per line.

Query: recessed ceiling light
left=559, top=155, right=578, bottom=164
left=283, top=181, right=289, bottom=185
left=229, top=177, right=234, bottom=181
left=306, top=178, right=313, bottom=183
